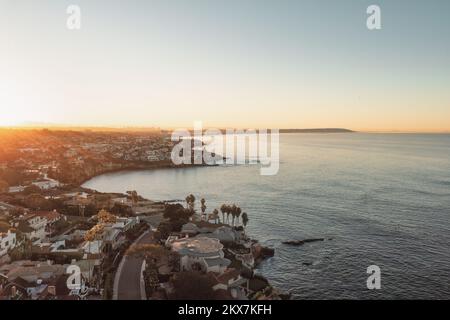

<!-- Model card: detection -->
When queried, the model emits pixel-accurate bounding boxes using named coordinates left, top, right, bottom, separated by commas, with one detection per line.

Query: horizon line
left=1, top=125, right=450, bottom=134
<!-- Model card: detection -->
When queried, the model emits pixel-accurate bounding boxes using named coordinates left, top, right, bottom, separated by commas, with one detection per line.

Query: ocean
left=83, top=133, right=450, bottom=299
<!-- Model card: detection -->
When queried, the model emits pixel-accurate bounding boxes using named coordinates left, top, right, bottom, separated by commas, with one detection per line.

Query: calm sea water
left=83, top=133, right=450, bottom=299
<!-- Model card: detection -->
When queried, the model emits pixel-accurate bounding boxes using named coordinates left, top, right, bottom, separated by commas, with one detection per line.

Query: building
left=0, top=261, right=88, bottom=300
left=0, top=230, right=17, bottom=257
left=181, top=222, right=244, bottom=244
left=211, top=268, right=249, bottom=299
left=33, top=210, right=63, bottom=235
left=8, top=186, right=26, bottom=193
left=34, top=210, right=62, bottom=225
left=31, top=178, right=60, bottom=190
left=0, top=202, right=18, bottom=217
left=110, top=216, right=139, bottom=232
left=169, top=236, right=231, bottom=274
left=13, top=214, right=47, bottom=242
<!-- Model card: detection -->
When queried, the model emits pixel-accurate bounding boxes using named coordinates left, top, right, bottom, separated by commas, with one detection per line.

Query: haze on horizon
left=1, top=0, right=450, bottom=132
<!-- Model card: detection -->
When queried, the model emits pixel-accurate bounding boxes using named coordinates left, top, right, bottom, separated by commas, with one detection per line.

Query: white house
left=32, top=178, right=60, bottom=190
left=0, top=230, right=17, bottom=257
left=169, top=236, right=231, bottom=274
left=211, top=268, right=248, bottom=299
left=110, top=216, right=139, bottom=232
left=8, top=186, right=26, bottom=193
left=14, top=214, right=48, bottom=242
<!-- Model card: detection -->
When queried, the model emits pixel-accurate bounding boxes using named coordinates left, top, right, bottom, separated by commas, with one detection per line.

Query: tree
left=170, top=272, right=216, bottom=300
left=156, top=221, right=173, bottom=240
left=164, top=203, right=190, bottom=222
left=168, top=251, right=180, bottom=271
left=24, top=193, right=51, bottom=210
left=22, top=185, right=42, bottom=195
left=236, top=207, right=242, bottom=226
left=0, top=179, right=9, bottom=193
left=126, top=244, right=166, bottom=264
left=220, top=204, right=227, bottom=224
left=200, top=198, right=206, bottom=217
left=230, top=204, right=237, bottom=226
left=242, top=212, right=249, bottom=229
left=97, top=209, right=117, bottom=224
left=0, top=169, right=24, bottom=186
left=84, top=224, right=105, bottom=241
left=129, top=190, right=139, bottom=206
left=110, top=203, right=133, bottom=216
left=212, top=209, right=219, bottom=224
left=0, top=221, right=11, bottom=233
left=185, top=194, right=196, bottom=210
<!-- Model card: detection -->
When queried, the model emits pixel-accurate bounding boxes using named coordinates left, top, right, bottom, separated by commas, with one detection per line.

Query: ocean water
left=83, top=133, right=450, bottom=299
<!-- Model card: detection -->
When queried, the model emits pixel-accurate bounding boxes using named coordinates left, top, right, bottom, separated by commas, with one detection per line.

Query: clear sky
left=1, top=0, right=449, bottom=131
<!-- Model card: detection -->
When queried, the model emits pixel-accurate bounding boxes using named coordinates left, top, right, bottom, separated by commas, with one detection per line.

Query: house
left=33, top=210, right=64, bottom=235
left=34, top=210, right=62, bottom=225
left=211, top=268, right=249, bottom=299
left=0, top=276, right=30, bottom=300
left=0, top=230, right=17, bottom=257
left=0, top=266, right=86, bottom=300
left=102, top=228, right=125, bottom=253
left=80, top=240, right=103, bottom=259
left=4, top=262, right=66, bottom=283
left=0, top=202, right=18, bottom=217
left=8, top=186, right=26, bottom=193
left=32, top=178, right=60, bottom=190
left=181, top=222, right=242, bottom=244
left=169, top=236, right=231, bottom=274
left=14, top=213, right=48, bottom=242
left=201, top=226, right=238, bottom=243
left=109, top=216, right=139, bottom=232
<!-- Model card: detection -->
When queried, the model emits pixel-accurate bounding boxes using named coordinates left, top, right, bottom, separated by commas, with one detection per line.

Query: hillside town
left=0, top=129, right=282, bottom=300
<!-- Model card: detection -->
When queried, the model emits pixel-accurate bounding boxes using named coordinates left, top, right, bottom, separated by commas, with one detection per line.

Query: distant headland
left=279, top=128, right=354, bottom=133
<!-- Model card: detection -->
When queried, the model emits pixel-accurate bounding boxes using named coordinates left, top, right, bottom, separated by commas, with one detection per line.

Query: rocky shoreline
left=79, top=168, right=284, bottom=300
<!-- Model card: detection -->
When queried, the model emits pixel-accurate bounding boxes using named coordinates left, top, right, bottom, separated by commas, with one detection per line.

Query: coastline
left=79, top=161, right=213, bottom=186
left=78, top=163, right=283, bottom=299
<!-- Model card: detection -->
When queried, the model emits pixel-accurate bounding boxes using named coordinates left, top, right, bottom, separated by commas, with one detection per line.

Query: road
left=114, top=231, right=154, bottom=300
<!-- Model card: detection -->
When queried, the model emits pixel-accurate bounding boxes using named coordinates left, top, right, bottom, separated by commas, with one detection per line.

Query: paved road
left=115, top=231, right=154, bottom=300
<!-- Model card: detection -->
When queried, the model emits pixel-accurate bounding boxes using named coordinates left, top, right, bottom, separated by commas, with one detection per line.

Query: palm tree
left=236, top=207, right=242, bottom=225
left=185, top=194, right=196, bottom=211
left=185, top=195, right=190, bottom=209
left=226, top=205, right=231, bottom=225
left=242, top=212, right=249, bottom=229
left=200, top=198, right=206, bottom=213
left=230, top=204, right=237, bottom=226
left=131, top=190, right=139, bottom=207
left=200, top=199, right=207, bottom=221
left=212, top=209, right=219, bottom=224
left=220, top=204, right=227, bottom=223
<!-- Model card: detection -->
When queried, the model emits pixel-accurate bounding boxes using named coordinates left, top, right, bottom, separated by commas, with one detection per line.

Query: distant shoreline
left=79, top=162, right=209, bottom=186
left=278, top=128, right=354, bottom=133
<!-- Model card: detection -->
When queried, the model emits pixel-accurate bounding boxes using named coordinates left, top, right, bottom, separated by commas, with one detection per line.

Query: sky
left=0, top=0, right=449, bottom=132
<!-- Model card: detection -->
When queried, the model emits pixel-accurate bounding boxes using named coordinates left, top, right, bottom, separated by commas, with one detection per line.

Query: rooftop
left=171, top=236, right=223, bottom=257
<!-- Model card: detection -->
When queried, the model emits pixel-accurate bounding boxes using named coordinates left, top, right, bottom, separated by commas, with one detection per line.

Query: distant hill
left=279, top=128, right=354, bottom=133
